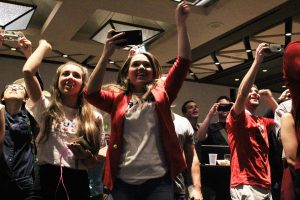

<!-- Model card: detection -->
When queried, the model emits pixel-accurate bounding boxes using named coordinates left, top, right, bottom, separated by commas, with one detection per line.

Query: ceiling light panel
left=91, top=20, right=163, bottom=46
left=0, top=1, right=36, bottom=30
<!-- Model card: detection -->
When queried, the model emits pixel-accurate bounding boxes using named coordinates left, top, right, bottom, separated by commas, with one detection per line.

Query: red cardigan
left=84, top=57, right=191, bottom=190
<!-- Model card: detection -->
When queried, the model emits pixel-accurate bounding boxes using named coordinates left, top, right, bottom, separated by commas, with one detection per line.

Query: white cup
left=224, top=154, right=230, bottom=161
left=209, top=153, right=217, bottom=165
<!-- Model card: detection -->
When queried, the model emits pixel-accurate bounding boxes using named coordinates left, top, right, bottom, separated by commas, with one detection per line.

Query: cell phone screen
left=112, top=30, right=143, bottom=46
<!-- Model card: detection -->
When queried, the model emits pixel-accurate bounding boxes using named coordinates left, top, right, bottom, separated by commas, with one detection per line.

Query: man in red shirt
left=226, top=43, right=278, bottom=199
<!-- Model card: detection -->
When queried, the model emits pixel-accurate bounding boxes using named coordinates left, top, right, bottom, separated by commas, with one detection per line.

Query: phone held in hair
left=265, top=44, right=283, bottom=54
left=3, top=30, right=20, bottom=41
left=217, top=104, right=232, bottom=112
left=112, top=30, right=143, bottom=46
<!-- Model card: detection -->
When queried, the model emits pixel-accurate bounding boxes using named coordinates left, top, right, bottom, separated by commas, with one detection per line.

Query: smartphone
left=217, top=104, right=232, bottom=112
left=3, top=30, right=20, bottom=41
left=265, top=44, right=283, bottom=53
left=112, top=30, right=143, bottom=46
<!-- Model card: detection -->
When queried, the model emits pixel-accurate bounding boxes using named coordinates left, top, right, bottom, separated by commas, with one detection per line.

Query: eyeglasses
left=5, top=84, right=25, bottom=91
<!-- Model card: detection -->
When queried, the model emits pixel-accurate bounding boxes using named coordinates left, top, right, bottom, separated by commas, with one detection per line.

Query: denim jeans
left=112, top=175, right=174, bottom=200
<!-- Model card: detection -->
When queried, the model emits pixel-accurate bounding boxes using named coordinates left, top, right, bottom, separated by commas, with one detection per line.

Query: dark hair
left=181, top=100, right=196, bottom=114
left=216, top=96, right=231, bottom=103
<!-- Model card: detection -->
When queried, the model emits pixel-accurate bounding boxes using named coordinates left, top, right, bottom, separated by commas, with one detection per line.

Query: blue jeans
left=112, top=175, right=174, bottom=200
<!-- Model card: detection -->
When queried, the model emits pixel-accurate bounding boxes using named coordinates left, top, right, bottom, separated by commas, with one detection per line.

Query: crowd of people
left=1, top=1, right=300, bottom=200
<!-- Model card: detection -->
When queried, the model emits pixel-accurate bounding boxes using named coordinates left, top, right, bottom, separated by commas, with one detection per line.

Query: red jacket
left=84, top=57, right=191, bottom=190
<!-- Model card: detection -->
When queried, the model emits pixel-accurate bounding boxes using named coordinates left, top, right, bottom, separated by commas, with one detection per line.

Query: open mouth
left=65, top=81, right=75, bottom=89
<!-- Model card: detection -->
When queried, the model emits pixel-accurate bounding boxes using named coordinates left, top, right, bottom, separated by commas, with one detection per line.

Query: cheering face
left=58, top=64, right=83, bottom=97
left=184, top=101, right=200, bottom=119
left=246, top=86, right=260, bottom=107
left=127, top=54, right=154, bottom=92
left=3, top=83, right=26, bottom=102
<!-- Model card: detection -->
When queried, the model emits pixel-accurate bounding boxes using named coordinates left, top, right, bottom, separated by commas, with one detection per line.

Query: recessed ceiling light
left=215, top=62, right=220, bottom=65
left=282, top=85, right=286, bottom=88
left=234, top=78, right=239, bottom=82
left=246, top=49, right=252, bottom=53
left=285, top=33, right=292, bottom=36
left=109, top=60, right=115, bottom=64
left=190, top=72, right=194, bottom=76
left=262, top=69, right=268, bottom=72
left=62, top=54, right=68, bottom=58
left=10, top=47, right=16, bottom=51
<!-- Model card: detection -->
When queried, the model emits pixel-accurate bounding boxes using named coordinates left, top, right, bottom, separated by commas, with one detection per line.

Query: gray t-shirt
left=117, top=96, right=167, bottom=184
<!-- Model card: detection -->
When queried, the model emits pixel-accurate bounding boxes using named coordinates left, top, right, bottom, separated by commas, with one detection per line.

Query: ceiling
left=1, top=0, right=300, bottom=93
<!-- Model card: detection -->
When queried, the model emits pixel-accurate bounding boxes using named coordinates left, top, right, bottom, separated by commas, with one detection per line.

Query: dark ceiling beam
left=255, top=73, right=283, bottom=88
left=216, top=54, right=245, bottom=61
left=285, top=17, right=292, bottom=47
left=199, top=53, right=282, bottom=82
left=210, top=52, right=223, bottom=71
left=171, top=0, right=300, bottom=64
left=243, top=36, right=253, bottom=60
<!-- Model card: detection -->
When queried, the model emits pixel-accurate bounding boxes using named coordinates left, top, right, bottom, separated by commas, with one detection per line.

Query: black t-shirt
left=202, top=122, right=228, bottom=146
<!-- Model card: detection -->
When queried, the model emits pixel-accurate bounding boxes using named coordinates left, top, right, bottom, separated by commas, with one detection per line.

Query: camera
left=3, top=30, right=20, bottom=41
left=217, top=104, right=232, bottom=112
left=112, top=30, right=143, bottom=46
left=265, top=44, right=283, bottom=54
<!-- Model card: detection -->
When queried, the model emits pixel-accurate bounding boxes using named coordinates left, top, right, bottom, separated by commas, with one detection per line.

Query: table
left=201, top=164, right=230, bottom=200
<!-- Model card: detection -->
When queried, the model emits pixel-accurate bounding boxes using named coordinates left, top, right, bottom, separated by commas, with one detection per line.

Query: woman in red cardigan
left=84, top=2, right=192, bottom=200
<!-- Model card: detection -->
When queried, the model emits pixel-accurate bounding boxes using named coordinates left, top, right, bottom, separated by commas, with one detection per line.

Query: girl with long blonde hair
left=23, top=40, right=106, bottom=200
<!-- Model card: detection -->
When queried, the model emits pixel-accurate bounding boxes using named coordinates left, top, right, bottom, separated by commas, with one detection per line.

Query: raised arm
left=0, top=104, right=5, bottom=155
left=195, top=103, right=218, bottom=142
left=176, top=1, right=191, bottom=60
left=232, top=43, right=268, bottom=115
left=86, top=30, right=124, bottom=95
left=18, top=32, right=32, bottom=59
left=22, top=40, right=52, bottom=102
left=259, top=89, right=278, bottom=112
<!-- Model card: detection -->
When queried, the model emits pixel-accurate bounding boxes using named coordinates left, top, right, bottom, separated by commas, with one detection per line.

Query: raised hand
left=38, top=39, right=52, bottom=52
left=17, top=32, right=32, bottom=58
left=176, top=1, right=191, bottom=26
left=254, top=43, right=269, bottom=64
left=278, top=89, right=291, bottom=102
left=103, top=29, right=125, bottom=59
left=259, top=89, right=273, bottom=100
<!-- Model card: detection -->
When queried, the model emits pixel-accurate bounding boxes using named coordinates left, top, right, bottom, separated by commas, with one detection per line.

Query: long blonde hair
left=41, top=62, right=101, bottom=154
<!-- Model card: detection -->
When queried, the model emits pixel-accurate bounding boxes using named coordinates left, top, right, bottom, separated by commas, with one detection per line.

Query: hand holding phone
left=68, top=142, right=87, bottom=159
left=112, top=30, right=143, bottom=46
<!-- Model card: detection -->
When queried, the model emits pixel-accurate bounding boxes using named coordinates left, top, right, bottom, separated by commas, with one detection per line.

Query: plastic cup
left=224, top=154, right=230, bottom=161
left=209, top=153, right=217, bottom=165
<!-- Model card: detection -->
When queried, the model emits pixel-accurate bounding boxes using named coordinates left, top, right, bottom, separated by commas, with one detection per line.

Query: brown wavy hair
left=40, top=61, right=101, bottom=154
left=115, top=52, right=162, bottom=100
